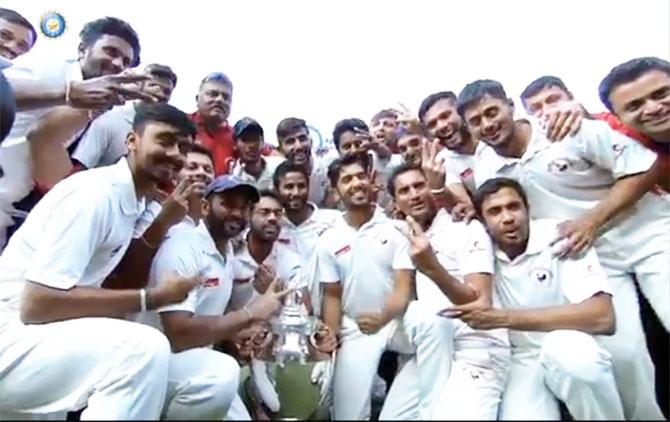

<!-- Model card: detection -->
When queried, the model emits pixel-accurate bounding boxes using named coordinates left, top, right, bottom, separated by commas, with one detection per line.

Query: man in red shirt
left=191, top=72, right=235, bottom=175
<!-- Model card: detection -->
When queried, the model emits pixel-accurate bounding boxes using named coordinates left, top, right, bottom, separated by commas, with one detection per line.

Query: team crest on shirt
left=468, top=240, right=486, bottom=254
left=530, top=267, right=553, bottom=287
left=547, top=158, right=571, bottom=173
left=612, top=143, right=625, bottom=158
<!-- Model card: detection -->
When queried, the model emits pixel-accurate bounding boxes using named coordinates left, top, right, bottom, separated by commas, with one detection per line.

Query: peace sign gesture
left=421, top=138, right=446, bottom=190
left=397, top=216, right=440, bottom=274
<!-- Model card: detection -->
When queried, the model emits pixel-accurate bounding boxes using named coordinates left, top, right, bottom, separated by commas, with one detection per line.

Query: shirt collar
left=190, top=111, right=230, bottom=132
left=426, top=208, right=452, bottom=238
left=113, top=157, right=145, bottom=216
left=0, top=56, right=11, bottom=70
left=281, top=202, right=319, bottom=229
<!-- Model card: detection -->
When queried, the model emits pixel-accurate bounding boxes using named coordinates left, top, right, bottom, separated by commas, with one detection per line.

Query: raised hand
left=67, top=72, right=160, bottom=110
left=421, top=138, right=446, bottom=190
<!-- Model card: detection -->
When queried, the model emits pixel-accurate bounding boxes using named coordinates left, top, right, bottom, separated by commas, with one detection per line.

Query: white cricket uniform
left=0, top=158, right=170, bottom=419
left=0, top=58, right=84, bottom=251
left=380, top=211, right=510, bottom=420
left=278, top=203, right=341, bottom=315
left=317, top=209, right=454, bottom=420
left=71, top=101, right=137, bottom=169
left=230, top=155, right=284, bottom=192
left=229, top=233, right=303, bottom=311
left=437, top=140, right=490, bottom=194
left=493, top=219, right=623, bottom=420
left=131, top=218, right=245, bottom=420
left=474, top=119, right=667, bottom=419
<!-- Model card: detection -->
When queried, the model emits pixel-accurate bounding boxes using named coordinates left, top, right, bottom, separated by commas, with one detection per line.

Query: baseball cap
left=233, top=117, right=264, bottom=140
left=205, top=175, right=260, bottom=201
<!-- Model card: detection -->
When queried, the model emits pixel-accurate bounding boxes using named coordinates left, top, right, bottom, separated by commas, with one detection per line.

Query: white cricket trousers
left=380, top=346, right=510, bottom=420
left=332, top=301, right=454, bottom=420
left=499, top=330, right=624, bottom=420
left=0, top=317, right=170, bottom=420
left=596, top=268, right=665, bottom=420
left=162, top=348, right=241, bottom=420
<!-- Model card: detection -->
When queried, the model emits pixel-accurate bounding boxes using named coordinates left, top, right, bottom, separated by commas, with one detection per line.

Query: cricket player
left=0, top=102, right=201, bottom=419
left=457, top=78, right=667, bottom=419
left=445, top=177, right=624, bottom=420
left=317, top=152, right=453, bottom=420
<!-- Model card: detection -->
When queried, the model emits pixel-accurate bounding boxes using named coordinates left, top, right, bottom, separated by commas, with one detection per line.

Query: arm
left=9, top=77, right=67, bottom=111
left=160, top=309, right=256, bottom=353
left=555, top=124, right=664, bottom=257
left=27, top=106, right=92, bottom=188
left=321, top=283, right=342, bottom=335
left=105, top=181, right=206, bottom=290
left=497, top=293, right=614, bottom=335
left=21, top=275, right=199, bottom=324
left=381, top=269, right=414, bottom=322
left=421, top=262, right=479, bottom=305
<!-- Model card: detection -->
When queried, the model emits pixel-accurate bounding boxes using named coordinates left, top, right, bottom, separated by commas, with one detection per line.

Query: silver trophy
left=248, top=290, right=334, bottom=420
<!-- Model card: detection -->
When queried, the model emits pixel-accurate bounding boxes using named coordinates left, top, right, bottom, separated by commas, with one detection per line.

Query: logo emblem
left=39, top=11, right=67, bottom=39
left=612, top=143, right=625, bottom=158
left=530, top=267, right=553, bottom=287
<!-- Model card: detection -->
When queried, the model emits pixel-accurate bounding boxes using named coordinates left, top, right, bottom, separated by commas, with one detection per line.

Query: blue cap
left=205, top=175, right=259, bottom=201
left=233, top=117, right=263, bottom=139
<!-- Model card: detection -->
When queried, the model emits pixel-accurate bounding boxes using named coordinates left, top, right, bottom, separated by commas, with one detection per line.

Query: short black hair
left=457, top=80, right=509, bottom=119
left=371, top=109, right=398, bottom=125
left=273, top=160, right=310, bottom=190
left=254, top=189, right=281, bottom=210
left=327, top=151, right=371, bottom=187
left=473, top=177, right=529, bottom=218
left=276, top=117, right=308, bottom=141
left=145, top=63, right=177, bottom=87
left=520, top=75, right=572, bottom=103
left=418, top=91, right=457, bottom=122
left=599, top=56, right=670, bottom=111
left=332, top=118, right=369, bottom=149
left=0, top=8, right=37, bottom=47
left=387, top=163, right=423, bottom=198
left=79, top=17, right=141, bottom=67
left=188, top=143, right=214, bottom=165
left=133, top=102, right=196, bottom=138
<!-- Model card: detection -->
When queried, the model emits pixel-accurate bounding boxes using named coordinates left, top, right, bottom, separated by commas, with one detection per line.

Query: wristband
left=65, top=80, right=73, bottom=106
left=140, top=233, right=159, bottom=249
left=140, top=288, right=147, bottom=312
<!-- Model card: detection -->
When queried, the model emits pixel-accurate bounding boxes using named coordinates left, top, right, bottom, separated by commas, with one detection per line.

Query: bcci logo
left=39, top=11, right=66, bottom=39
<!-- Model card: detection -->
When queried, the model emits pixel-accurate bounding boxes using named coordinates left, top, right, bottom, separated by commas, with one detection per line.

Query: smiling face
left=396, top=133, right=423, bottom=166
left=423, top=98, right=469, bottom=151
left=462, top=94, right=516, bottom=150
left=609, top=69, right=670, bottom=143
left=0, top=17, right=34, bottom=60
left=127, top=121, right=192, bottom=186
left=276, top=171, right=310, bottom=211
left=335, top=162, right=371, bottom=210
left=79, top=34, right=135, bottom=79
left=278, top=127, right=312, bottom=166
left=206, top=189, right=253, bottom=240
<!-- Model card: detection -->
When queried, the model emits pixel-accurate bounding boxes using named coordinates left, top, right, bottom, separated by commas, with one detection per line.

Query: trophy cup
left=249, top=290, right=334, bottom=420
